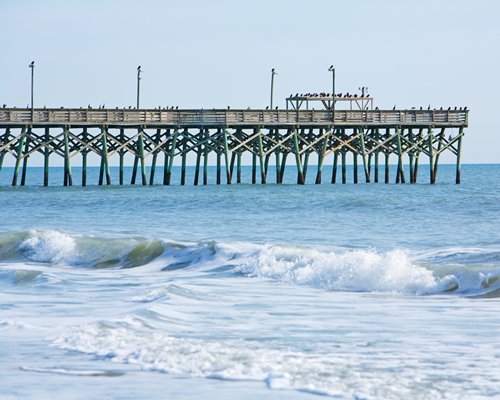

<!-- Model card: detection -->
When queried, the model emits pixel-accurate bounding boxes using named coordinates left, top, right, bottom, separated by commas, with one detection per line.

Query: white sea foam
left=54, top=319, right=500, bottom=399
left=53, top=322, right=379, bottom=398
left=19, top=229, right=77, bottom=264
left=228, top=244, right=443, bottom=295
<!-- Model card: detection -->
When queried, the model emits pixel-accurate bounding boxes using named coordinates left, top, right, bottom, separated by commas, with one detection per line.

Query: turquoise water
left=1, top=164, right=499, bottom=399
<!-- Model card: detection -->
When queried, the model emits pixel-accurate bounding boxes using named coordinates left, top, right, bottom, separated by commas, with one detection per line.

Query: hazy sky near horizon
left=1, top=0, right=499, bottom=164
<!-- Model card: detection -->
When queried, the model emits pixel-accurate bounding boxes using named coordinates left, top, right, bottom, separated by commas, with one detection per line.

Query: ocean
left=0, top=164, right=499, bottom=399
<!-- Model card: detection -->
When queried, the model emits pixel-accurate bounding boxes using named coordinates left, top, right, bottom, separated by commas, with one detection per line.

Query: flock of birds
left=2, top=103, right=467, bottom=111
left=290, top=92, right=370, bottom=98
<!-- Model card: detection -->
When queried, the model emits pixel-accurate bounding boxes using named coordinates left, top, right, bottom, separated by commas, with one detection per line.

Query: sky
left=1, top=0, right=499, bottom=164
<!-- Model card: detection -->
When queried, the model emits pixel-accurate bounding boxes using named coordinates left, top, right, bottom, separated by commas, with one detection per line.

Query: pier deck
left=0, top=108, right=467, bottom=186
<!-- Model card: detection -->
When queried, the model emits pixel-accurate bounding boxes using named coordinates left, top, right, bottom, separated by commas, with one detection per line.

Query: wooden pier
left=0, top=107, right=467, bottom=186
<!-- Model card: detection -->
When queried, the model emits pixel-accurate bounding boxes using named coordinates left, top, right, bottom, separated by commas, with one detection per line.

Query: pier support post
left=258, top=129, right=267, bottom=184
left=203, top=129, right=209, bottom=185
left=63, top=128, right=73, bottom=186
left=43, top=128, right=50, bottom=187
left=385, top=151, right=390, bottom=184
left=279, top=152, right=288, bottom=183
left=292, top=129, right=305, bottom=185
left=216, top=152, right=221, bottom=184
left=331, top=150, right=338, bottom=184
left=101, top=128, right=111, bottom=185
left=138, top=130, right=147, bottom=185
left=360, top=129, right=370, bottom=183
left=341, top=151, right=347, bottom=184
left=81, top=128, right=88, bottom=187
left=0, top=129, right=10, bottom=173
left=428, top=129, right=435, bottom=184
left=275, top=150, right=281, bottom=184
left=119, top=129, right=124, bottom=185
left=150, top=129, right=161, bottom=186
left=237, top=152, right=242, bottom=183
left=315, top=128, right=330, bottom=184
left=252, top=151, right=257, bottom=184
left=374, top=129, right=379, bottom=183
left=456, top=128, right=463, bottom=184
left=20, top=129, right=31, bottom=186
left=432, top=129, right=444, bottom=184
left=302, top=151, right=310, bottom=182
left=165, top=129, right=178, bottom=185
left=353, top=152, right=358, bottom=184
left=131, top=130, right=139, bottom=185
left=396, top=128, right=406, bottom=184
left=223, top=129, right=232, bottom=184
left=12, top=128, right=26, bottom=187
left=181, top=131, right=187, bottom=185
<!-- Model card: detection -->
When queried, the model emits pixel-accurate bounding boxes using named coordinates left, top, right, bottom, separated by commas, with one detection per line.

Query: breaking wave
left=0, top=229, right=499, bottom=297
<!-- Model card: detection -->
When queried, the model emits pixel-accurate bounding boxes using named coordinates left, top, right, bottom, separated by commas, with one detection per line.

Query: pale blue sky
left=1, top=0, right=499, bottom=164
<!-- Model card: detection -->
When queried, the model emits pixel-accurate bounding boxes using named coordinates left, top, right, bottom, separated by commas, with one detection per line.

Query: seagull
left=428, top=105, right=431, bottom=110
left=275, top=106, right=278, bottom=110
left=464, top=106, right=467, bottom=110
left=393, top=105, right=396, bottom=110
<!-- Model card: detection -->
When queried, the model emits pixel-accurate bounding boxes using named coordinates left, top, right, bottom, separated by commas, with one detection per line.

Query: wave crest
left=233, top=245, right=441, bottom=295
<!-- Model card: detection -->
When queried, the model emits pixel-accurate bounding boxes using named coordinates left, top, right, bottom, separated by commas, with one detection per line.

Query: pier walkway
left=0, top=108, right=467, bottom=186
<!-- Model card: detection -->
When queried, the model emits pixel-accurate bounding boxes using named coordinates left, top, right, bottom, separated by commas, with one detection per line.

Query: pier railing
left=0, top=108, right=468, bottom=127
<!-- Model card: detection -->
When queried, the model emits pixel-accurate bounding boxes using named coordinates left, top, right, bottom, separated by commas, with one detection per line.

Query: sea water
left=0, top=164, right=499, bottom=399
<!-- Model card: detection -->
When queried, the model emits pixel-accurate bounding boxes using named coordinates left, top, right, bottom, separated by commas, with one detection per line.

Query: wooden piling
left=223, top=129, right=232, bottom=184
left=353, top=152, right=358, bottom=184
left=12, top=128, right=26, bottom=187
left=456, top=127, right=463, bottom=184
left=102, top=128, right=111, bottom=185
left=119, top=129, right=124, bottom=185
left=63, top=128, right=72, bottom=186
left=20, top=129, right=31, bottom=186
left=81, top=128, right=87, bottom=187
left=359, top=129, right=370, bottom=183
left=332, top=151, right=338, bottom=184
left=395, top=129, right=405, bottom=184
left=292, top=129, right=305, bottom=185
left=138, top=130, right=147, bottom=185
left=165, top=129, right=178, bottom=185
left=258, top=129, right=267, bottom=184
left=428, top=129, right=435, bottom=184
left=181, top=134, right=187, bottom=186
left=237, top=152, right=242, bottom=184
